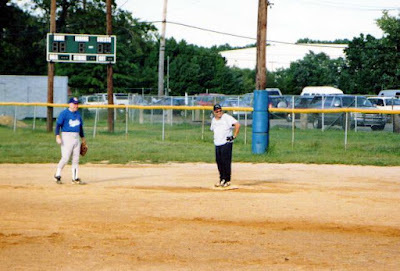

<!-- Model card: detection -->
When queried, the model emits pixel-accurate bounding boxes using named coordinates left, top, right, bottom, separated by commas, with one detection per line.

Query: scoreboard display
left=46, top=33, right=116, bottom=64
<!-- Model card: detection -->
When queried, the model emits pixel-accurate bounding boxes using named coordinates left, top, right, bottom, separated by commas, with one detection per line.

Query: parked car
left=367, top=96, right=400, bottom=123
left=152, top=97, right=186, bottom=115
left=285, top=96, right=315, bottom=122
left=195, top=93, right=225, bottom=106
left=367, top=97, right=400, bottom=110
left=78, top=95, right=90, bottom=105
left=113, top=93, right=129, bottom=105
left=309, top=95, right=386, bottom=130
left=84, top=94, right=107, bottom=110
left=268, top=95, right=288, bottom=119
left=266, top=88, right=282, bottom=96
left=242, top=93, right=254, bottom=106
left=220, top=98, right=251, bottom=118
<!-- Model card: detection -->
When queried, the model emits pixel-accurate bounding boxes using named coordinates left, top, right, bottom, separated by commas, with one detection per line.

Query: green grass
left=1, top=122, right=400, bottom=166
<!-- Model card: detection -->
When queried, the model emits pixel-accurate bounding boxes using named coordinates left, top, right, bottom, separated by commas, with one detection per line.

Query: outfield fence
left=1, top=97, right=400, bottom=150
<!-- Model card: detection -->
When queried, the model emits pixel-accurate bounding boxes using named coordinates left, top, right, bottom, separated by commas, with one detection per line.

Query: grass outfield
left=1, top=122, right=400, bottom=165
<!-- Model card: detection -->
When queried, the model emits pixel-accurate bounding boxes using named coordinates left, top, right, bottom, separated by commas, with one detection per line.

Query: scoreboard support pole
left=106, top=0, right=114, bottom=133
left=46, top=0, right=56, bottom=132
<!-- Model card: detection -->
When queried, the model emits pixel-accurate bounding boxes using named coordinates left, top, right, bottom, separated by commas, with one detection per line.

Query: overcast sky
left=116, top=0, right=399, bottom=47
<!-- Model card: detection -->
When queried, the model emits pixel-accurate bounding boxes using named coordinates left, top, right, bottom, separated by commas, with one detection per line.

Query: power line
left=148, top=20, right=348, bottom=49
left=298, top=0, right=399, bottom=11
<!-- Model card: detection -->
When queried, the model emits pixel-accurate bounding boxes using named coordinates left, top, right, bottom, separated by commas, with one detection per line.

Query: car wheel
left=312, top=116, right=322, bottom=129
left=371, top=125, right=385, bottom=131
left=286, top=113, right=292, bottom=122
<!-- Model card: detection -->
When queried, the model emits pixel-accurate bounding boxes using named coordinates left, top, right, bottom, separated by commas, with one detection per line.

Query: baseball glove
left=80, top=141, right=88, bottom=156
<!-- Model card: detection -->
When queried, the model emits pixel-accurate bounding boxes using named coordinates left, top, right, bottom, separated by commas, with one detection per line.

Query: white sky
left=116, top=0, right=399, bottom=47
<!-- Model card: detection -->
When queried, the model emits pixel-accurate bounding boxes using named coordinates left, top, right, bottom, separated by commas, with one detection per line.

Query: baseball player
left=54, top=97, right=86, bottom=184
left=210, top=103, right=240, bottom=187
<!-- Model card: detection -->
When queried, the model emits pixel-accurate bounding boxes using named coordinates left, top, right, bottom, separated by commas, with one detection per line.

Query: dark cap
left=213, top=104, right=222, bottom=111
left=68, top=97, right=79, bottom=104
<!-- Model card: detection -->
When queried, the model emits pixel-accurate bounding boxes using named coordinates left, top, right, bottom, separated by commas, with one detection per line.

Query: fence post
left=170, top=98, right=173, bottom=126
left=344, top=112, right=348, bottom=150
left=244, top=111, right=247, bottom=145
left=355, top=97, right=358, bottom=132
left=162, top=109, right=165, bottom=141
left=93, top=108, right=99, bottom=138
left=393, top=114, right=400, bottom=133
left=300, top=113, right=308, bottom=129
left=201, top=109, right=205, bottom=140
left=13, top=106, right=17, bottom=132
left=125, top=106, right=129, bottom=136
left=322, top=96, right=325, bottom=131
left=291, top=95, right=295, bottom=148
left=33, top=106, right=36, bottom=130
left=139, top=108, right=144, bottom=124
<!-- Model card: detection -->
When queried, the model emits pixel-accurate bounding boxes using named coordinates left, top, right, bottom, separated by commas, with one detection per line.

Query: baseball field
left=1, top=162, right=399, bottom=270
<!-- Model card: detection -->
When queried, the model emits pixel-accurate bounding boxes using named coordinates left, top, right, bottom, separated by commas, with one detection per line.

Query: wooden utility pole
left=106, top=0, right=114, bottom=132
left=158, top=0, right=168, bottom=96
left=255, top=0, right=269, bottom=90
left=46, top=0, right=56, bottom=132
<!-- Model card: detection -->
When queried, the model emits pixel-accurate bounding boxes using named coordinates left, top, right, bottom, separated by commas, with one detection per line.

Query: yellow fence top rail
left=2, top=102, right=400, bottom=114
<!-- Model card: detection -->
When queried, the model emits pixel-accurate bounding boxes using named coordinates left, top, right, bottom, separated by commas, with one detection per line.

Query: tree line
left=0, top=0, right=399, bottom=96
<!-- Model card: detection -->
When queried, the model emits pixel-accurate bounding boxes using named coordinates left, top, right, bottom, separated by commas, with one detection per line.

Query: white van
left=266, top=88, right=282, bottom=96
left=300, top=86, right=343, bottom=96
left=378, top=89, right=400, bottom=97
left=113, top=93, right=129, bottom=105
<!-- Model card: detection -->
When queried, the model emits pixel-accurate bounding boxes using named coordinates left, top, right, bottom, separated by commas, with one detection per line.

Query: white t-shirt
left=210, top=113, right=238, bottom=146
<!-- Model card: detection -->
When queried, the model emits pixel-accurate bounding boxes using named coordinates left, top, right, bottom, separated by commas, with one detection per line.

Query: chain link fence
left=2, top=94, right=400, bottom=149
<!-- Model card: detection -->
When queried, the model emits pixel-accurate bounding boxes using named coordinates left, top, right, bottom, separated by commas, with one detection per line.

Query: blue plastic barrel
left=252, top=133, right=269, bottom=154
left=252, top=90, right=269, bottom=154
left=253, top=90, right=268, bottom=111
left=252, top=111, right=269, bottom=133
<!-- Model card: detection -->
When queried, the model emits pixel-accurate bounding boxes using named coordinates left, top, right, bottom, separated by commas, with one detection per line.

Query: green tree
left=0, top=0, right=47, bottom=75
left=271, top=52, right=343, bottom=94
left=342, top=12, right=400, bottom=94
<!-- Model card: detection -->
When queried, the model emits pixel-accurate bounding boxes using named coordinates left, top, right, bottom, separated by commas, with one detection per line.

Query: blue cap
left=213, top=104, right=222, bottom=111
left=68, top=97, right=79, bottom=104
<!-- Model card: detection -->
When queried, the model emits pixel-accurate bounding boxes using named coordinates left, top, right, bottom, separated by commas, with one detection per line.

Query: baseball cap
left=68, top=97, right=79, bottom=104
left=213, top=104, right=222, bottom=111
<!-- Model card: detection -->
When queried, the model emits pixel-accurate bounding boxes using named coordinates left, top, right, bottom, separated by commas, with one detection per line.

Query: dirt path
left=1, top=163, right=399, bottom=270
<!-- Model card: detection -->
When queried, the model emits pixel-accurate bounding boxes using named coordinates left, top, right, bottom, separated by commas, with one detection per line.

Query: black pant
left=215, top=142, right=233, bottom=182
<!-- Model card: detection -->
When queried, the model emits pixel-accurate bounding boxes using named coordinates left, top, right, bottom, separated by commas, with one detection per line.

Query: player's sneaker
left=54, top=175, right=62, bottom=184
left=215, top=179, right=225, bottom=187
left=72, top=178, right=82, bottom=184
left=222, top=181, right=231, bottom=188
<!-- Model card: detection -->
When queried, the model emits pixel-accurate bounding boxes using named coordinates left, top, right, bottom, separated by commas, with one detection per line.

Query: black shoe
left=72, top=178, right=82, bottom=184
left=54, top=175, right=62, bottom=184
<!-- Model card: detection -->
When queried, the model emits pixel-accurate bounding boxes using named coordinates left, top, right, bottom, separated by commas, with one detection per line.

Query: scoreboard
left=46, top=33, right=116, bottom=64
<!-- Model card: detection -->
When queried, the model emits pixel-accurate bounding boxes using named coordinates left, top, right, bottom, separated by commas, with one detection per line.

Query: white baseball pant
left=56, top=132, right=81, bottom=180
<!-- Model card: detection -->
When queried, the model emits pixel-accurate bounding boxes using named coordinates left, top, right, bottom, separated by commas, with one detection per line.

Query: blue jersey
left=55, top=109, right=85, bottom=137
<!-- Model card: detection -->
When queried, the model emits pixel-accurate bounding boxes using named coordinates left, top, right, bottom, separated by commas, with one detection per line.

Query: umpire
left=210, top=104, right=241, bottom=187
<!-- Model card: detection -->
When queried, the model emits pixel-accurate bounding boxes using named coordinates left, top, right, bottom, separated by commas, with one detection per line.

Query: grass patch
left=1, top=123, right=400, bottom=166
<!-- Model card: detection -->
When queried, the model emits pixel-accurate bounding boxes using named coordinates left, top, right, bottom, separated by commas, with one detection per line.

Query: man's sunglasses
left=214, top=110, right=222, bottom=113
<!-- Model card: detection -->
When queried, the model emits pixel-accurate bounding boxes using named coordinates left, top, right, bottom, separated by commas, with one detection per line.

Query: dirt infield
left=1, top=163, right=399, bottom=270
